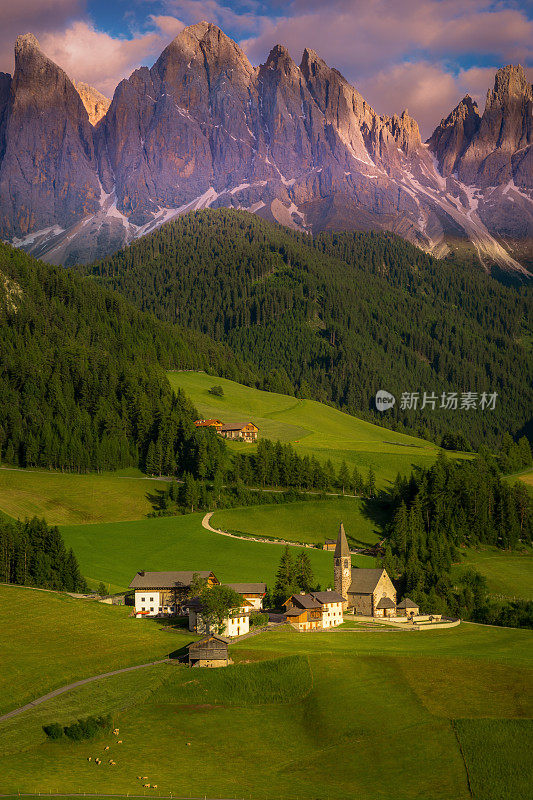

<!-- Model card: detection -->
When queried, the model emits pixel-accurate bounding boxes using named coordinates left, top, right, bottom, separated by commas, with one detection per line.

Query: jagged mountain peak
left=265, top=44, right=298, bottom=71
left=14, top=33, right=40, bottom=55
left=490, top=64, right=532, bottom=103
left=1, top=25, right=531, bottom=277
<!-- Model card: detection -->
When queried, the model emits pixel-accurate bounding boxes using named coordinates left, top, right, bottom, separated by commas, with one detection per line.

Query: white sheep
left=144, top=784, right=151, bottom=789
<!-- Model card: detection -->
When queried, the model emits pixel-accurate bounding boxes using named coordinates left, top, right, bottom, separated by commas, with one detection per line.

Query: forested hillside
left=0, top=241, right=250, bottom=472
left=85, top=210, right=532, bottom=449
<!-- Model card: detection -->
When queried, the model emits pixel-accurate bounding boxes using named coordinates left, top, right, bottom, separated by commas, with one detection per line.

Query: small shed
left=375, top=596, right=396, bottom=618
left=188, top=635, right=230, bottom=668
left=323, top=539, right=336, bottom=551
left=396, top=597, right=419, bottom=617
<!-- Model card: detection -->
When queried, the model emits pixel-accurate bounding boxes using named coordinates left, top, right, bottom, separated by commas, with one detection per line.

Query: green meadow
left=454, top=546, right=533, bottom=601
left=0, top=467, right=167, bottom=525
left=0, top=585, right=189, bottom=717
left=211, top=496, right=386, bottom=548
left=59, top=513, right=337, bottom=593
left=168, top=371, right=467, bottom=488
left=0, top=587, right=531, bottom=800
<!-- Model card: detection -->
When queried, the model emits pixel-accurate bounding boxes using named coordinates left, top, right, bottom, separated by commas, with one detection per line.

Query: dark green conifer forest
left=0, top=241, right=250, bottom=473
left=85, top=209, right=532, bottom=449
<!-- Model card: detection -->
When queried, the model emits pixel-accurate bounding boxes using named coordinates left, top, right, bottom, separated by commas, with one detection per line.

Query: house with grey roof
left=129, top=570, right=219, bottom=617
left=224, top=582, right=267, bottom=609
left=284, top=589, right=345, bottom=631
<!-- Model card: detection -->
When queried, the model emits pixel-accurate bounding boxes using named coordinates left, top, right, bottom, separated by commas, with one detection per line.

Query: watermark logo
left=375, top=390, right=396, bottom=412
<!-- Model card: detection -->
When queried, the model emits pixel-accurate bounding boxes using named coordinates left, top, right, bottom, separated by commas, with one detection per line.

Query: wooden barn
left=188, top=635, right=230, bottom=668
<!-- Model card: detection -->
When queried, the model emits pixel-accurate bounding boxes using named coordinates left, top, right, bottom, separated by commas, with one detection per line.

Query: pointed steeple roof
left=334, top=522, right=350, bottom=558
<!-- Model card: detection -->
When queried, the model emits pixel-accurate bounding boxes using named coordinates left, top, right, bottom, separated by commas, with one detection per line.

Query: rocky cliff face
left=0, top=25, right=531, bottom=276
left=0, top=34, right=101, bottom=246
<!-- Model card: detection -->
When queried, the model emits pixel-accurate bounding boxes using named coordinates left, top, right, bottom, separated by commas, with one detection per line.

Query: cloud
left=161, top=0, right=271, bottom=35
left=358, top=62, right=463, bottom=137
left=0, top=0, right=83, bottom=75
left=38, top=18, right=185, bottom=97
left=238, top=0, right=533, bottom=137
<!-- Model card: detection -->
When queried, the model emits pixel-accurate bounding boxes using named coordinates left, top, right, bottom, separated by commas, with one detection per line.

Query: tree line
left=383, top=448, right=533, bottom=626
left=0, top=516, right=86, bottom=592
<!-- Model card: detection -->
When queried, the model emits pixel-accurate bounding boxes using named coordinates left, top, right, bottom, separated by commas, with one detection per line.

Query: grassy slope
left=59, top=514, right=336, bottom=593
left=0, top=586, right=531, bottom=799
left=453, top=546, right=533, bottom=601
left=167, top=371, right=468, bottom=488
left=0, top=468, right=168, bottom=525
left=454, top=718, right=532, bottom=800
left=211, top=497, right=386, bottom=548
left=0, top=585, right=191, bottom=717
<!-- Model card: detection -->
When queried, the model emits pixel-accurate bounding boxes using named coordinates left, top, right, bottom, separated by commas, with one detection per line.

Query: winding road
left=0, top=659, right=168, bottom=724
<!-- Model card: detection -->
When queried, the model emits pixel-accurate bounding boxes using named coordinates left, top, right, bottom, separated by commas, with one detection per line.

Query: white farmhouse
left=188, top=597, right=254, bottom=638
left=284, top=590, right=345, bottom=631
left=129, top=570, right=218, bottom=617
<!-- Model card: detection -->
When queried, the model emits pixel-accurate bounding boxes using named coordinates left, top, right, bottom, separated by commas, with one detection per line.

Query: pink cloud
left=38, top=20, right=181, bottom=97
left=0, top=0, right=83, bottom=75
left=238, top=0, right=533, bottom=137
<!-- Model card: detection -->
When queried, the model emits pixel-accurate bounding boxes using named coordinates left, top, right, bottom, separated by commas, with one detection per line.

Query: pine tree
left=294, top=550, right=314, bottom=593
left=337, top=461, right=350, bottom=495
left=273, top=546, right=297, bottom=607
left=365, top=466, right=376, bottom=498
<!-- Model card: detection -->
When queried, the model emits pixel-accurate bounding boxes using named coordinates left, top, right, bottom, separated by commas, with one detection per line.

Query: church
left=334, top=523, right=397, bottom=617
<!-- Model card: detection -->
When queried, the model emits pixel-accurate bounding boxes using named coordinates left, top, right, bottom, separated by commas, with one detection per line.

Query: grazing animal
left=104, top=745, right=109, bottom=750
left=153, top=785, right=158, bottom=789
left=187, top=742, right=191, bottom=746
left=87, top=757, right=92, bottom=761
left=144, top=784, right=151, bottom=789
left=117, top=739, right=122, bottom=744
left=142, top=776, right=148, bottom=780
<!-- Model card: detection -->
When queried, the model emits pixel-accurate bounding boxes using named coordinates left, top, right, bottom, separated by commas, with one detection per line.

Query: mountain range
left=0, top=22, right=531, bottom=276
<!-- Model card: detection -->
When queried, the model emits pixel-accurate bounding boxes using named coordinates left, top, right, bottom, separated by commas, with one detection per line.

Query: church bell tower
left=334, top=522, right=351, bottom=609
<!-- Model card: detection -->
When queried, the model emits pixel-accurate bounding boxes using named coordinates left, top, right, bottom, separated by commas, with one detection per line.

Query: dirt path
left=0, top=660, right=168, bottom=723
left=201, top=512, right=365, bottom=554
left=201, top=511, right=320, bottom=549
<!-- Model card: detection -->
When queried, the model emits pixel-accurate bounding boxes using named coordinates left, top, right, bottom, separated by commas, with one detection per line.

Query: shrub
left=250, top=611, right=268, bottom=628
left=42, top=723, right=63, bottom=740
left=45, top=714, right=112, bottom=742
left=208, top=385, right=224, bottom=396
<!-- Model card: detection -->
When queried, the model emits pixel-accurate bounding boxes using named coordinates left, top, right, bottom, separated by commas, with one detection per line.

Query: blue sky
left=1, top=0, right=532, bottom=136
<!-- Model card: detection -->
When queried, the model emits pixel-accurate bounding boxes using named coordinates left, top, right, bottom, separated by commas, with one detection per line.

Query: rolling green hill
left=59, top=514, right=336, bottom=592
left=0, top=585, right=531, bottom=800
left=0, top=468, right=168, bottom=525
left=211, top=498, right=384, bottom=549
left=0, top=239, right=250, bottom=475
left=453, top=547, right=533, bottom=601
left=168, top=370, right=468, bottom=487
